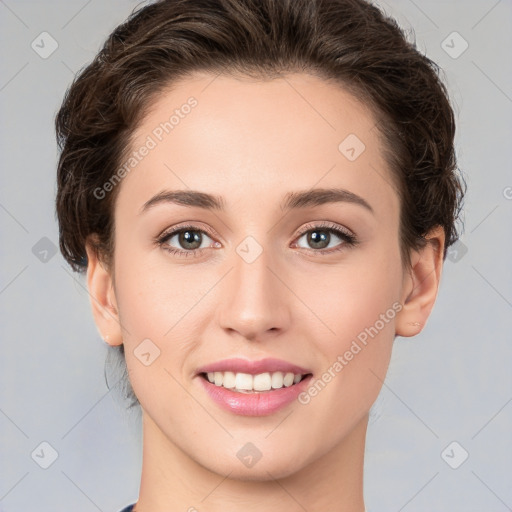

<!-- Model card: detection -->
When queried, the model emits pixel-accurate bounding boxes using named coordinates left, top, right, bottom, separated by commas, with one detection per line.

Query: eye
left=294, top=222, right=357, bottom=253
left=156, top=221, right=357, bottom=258
left=157, top=225, right=219, bottom=257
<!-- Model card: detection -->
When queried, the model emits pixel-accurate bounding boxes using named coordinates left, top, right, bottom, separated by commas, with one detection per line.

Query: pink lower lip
left=198, top=374, right=313, bottom=416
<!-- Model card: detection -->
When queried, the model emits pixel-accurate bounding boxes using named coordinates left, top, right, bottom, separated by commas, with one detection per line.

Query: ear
left=395, top=226, right=445, bottom=337
left=85, top=236, right=123, bottom=346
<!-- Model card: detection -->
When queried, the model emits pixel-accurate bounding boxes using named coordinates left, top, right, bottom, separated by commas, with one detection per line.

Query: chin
left=196, top=448, right=311, bottom=482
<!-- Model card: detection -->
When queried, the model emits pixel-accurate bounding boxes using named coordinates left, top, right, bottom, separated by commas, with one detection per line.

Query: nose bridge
left=217, top=236, right=290, bottom=339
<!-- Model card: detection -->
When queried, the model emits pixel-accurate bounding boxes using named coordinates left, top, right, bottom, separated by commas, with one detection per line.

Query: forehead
left=119, top=72, right=399, bottom=220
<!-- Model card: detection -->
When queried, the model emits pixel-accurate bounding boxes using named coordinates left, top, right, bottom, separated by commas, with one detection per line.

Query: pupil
left=308, top=230, right=329, bottom=249
left=180, top=230, right=201, bottom=249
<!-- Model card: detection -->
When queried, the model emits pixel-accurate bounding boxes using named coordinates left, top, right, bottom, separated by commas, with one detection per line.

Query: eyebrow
left=139, top=187, right=373, bottom=214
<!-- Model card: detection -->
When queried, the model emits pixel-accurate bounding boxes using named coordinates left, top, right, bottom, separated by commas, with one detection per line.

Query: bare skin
left=85, top=72, right=445, bottom=512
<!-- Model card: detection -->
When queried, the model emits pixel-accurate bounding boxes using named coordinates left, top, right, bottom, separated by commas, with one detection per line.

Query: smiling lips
left=196, top=357, right=313, bottom=415
left=197, top=357, right=311, bottom=375
left=196, top=357, right=312, bottom=392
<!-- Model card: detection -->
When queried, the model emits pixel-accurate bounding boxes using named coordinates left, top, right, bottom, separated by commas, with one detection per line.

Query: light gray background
left=1, top=1, right=511, bottom=511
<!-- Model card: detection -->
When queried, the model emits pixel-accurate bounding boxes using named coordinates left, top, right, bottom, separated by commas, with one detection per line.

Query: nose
left=217, top=244, right=291, bottom=341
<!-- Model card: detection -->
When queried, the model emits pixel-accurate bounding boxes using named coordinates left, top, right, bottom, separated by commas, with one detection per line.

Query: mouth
left=195, top=357, right=313, bottom=415
left=199, top=370, right=312, bottom=393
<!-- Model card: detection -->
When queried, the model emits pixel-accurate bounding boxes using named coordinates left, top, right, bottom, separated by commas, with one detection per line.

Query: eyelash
left=156, top=221, right=358, bottom=258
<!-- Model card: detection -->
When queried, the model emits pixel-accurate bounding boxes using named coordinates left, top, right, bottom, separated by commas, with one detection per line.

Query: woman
left=55, top=0, right=464, bottom=510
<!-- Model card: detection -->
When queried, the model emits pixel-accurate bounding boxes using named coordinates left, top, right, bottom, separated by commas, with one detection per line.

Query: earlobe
left=85, top=236, right=123, bottom=346
left=395, top=226, right=445, bottom=338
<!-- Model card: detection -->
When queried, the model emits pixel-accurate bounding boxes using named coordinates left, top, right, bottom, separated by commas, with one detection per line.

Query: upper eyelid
left=158, top=223, right=216, bottom=241
left=161, top=220, right=352, bottom=238
left=296, top=221, right=353, bottom=237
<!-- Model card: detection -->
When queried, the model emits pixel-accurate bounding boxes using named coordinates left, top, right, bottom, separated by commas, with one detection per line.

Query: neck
left=134, top=413, right=368, bottom=512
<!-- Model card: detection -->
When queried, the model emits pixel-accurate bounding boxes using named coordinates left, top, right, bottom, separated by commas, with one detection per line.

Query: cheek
left=295, top=248, right=402, bottom=402
left=295, top=266, right=400, bottom=435
left=114, top=247, right=211, bottom=338
left=111, top=249, right=213, bottom=394
left=297, top=250, right=402, bottom=342
left=113, top=258, right=208, bottom=413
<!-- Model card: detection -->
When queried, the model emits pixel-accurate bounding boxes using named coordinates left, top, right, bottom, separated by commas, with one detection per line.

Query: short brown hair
left=56, top=0, right=465, bottom=271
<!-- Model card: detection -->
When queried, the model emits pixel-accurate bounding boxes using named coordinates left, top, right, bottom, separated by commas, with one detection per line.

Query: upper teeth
left=206, top=371, right=304, bottom=392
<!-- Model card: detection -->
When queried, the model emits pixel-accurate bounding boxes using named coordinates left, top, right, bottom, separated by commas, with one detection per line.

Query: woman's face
left=98, top=72, right=418, bottom=478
